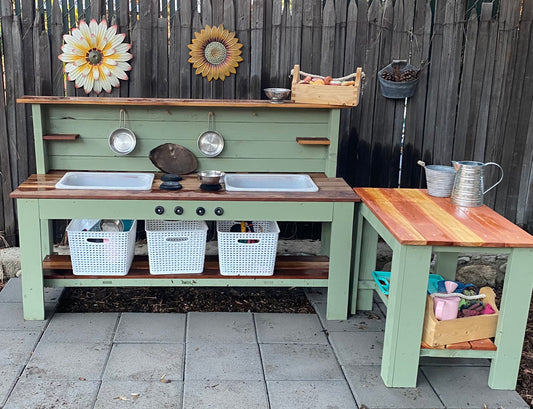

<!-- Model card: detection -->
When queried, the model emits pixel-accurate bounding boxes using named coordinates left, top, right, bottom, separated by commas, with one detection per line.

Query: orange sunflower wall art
left=188, top=25, right=243, bottom=81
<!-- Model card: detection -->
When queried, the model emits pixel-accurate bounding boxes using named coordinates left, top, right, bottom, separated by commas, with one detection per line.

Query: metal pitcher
left=450, top=161, right=504, bottom=207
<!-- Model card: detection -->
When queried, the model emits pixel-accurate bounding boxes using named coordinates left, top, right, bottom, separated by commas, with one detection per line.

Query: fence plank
left=222, top=0, right=236, bottom=99
left=50, top=0, right=64, bottom=96
left=516, top=1, right=533, bottom=228
left=201, top=0, right=213, bottom=98
left=319, top=0, right=335, bottom=76
left=179, top=0, right=192, bottom=98
left=402, top=0, right=431, bottom=187
left=453, top=9, right=478, bottom=161
left=13, top=16, right=29, bottom=183
left=235, top=0, right=250, bottom=98
left=289, top=0, right=302, bottom=81
left=250, top=0, right=263, bottom=99
left=500, top=1, right=533, bottom=221
left=169, top=13, right=181, bottom=98
left=1, top=1, right=19, bottom=189
left=487, top=1, right=521, bottom=213
left=269, top=0, right=282, bottom=86
left=0, top=38, right=15, bottom=245
left=371, top=0, right=394, bottom=188
left=355, top=0, right=381, bottom=187
left=301, top=0, right=314, bottom=73
left=279, top=1, right=291, bottom=89
left=473, top=4, right=497, bottom=161
left=155, top=17, right=169, bottom=98
left=118, top=0, right=130, bottom=97
left=191, top=8, right=203, bottom=98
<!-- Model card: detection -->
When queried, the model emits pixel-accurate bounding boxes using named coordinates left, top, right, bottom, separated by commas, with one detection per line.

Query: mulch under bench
left=56, top=287, right=315, bottom=314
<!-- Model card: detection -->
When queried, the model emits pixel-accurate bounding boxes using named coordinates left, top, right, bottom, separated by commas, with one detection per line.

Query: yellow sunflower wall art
left=58, top=19, right=133, bottom=94
left=188, top=25, right=243, bottom=81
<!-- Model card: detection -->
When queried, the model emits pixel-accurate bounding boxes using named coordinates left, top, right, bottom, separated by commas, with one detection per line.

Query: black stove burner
left=161, top=173, right=182, bottom=182
left=200, top=183, right=222, bottom=191
left=160, top=181, right=182, bottom=190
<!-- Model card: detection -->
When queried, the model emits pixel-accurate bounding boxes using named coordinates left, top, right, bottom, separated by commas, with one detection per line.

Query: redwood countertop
left=355, top=187, right=533, bottom=248
left=11, top=171, right=360, bottom=202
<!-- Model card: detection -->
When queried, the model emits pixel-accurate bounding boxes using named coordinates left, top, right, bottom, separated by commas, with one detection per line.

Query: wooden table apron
left=352, top=196, right=533, bottom=390
left=17, top=197, right=354, bottom=321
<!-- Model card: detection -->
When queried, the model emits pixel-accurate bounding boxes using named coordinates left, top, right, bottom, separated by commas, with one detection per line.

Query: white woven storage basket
left=66, top=219, right=137, bottom=276
left=217, top=221, right=279, bottom=276
left=145, top=220, right=208, bottom=274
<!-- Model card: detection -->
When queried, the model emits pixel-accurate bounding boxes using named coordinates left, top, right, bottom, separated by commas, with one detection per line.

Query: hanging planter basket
left=378, top=60, right=420, bottom=99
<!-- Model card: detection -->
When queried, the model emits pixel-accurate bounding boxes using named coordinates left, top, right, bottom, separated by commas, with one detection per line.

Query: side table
left=351, top=188, right=533, bottom=389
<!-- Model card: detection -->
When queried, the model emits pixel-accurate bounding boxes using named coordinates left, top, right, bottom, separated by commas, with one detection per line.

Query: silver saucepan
left=109, top=109, right=136, bottom=155
left=197, top=112, right=224, bottom=157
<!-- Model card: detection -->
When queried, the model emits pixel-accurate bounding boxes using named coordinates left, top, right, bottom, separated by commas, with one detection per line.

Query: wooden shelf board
left=421, top=338, right=496, bottom=351
left=296, top=137, right=330, bottom=145
left=42, top=254, right=329, bottom=280
left=43, top=134, right=79, bottom=141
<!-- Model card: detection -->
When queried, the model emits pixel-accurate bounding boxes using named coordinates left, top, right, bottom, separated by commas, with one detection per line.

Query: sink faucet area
left=55, top=172, right=155, bottom=190
left=224, top=173, right=319, bottom=192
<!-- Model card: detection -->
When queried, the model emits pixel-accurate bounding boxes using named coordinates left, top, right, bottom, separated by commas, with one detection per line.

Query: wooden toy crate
left=421, top=287, right=499, bottom=347
left=290, top=65, right=363, bottom=107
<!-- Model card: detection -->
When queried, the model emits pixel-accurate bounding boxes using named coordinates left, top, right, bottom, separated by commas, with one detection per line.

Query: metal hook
left=120, top=109, right=127, bottom=128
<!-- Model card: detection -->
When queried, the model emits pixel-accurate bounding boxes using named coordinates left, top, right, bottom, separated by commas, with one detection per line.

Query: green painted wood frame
left=352, top=203, right=533, bottom=389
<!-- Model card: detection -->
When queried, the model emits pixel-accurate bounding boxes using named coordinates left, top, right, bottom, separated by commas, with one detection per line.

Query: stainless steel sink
left=224, top=174, right=318, bottom=192
left=55, top=172, right=155, bottom=190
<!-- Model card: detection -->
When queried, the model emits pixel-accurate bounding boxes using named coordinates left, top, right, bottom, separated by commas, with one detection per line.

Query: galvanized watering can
left=450, top=161, right=504, bottom=207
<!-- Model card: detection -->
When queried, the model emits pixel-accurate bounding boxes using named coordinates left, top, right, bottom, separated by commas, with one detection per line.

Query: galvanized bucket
left=418, top=161, right=456, bottom=197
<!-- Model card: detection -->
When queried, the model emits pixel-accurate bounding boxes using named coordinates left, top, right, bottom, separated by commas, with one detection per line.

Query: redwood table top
left=354, top=188, right=533, bottom=248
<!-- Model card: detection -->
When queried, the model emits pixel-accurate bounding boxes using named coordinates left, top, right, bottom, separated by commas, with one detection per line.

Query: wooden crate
left=421, top=287, right=499, bottom=347
left=290, top=65, right=363, bottom=107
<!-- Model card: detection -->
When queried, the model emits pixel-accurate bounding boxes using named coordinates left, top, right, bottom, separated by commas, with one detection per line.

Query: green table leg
left=381, top=244, right=432, bottom=387
left=489, top=247, right=533, bottom=389
left=18, top=199, right=45, bottom=320
left=434, top=252, right=458, bottom=281
left=326, top=202, right=354, bottom=320
left=353, top=214, right=379, bottom=312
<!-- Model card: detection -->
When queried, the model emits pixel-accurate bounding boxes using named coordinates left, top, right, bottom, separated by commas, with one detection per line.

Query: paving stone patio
left=0, top=278, right=529, bottom=409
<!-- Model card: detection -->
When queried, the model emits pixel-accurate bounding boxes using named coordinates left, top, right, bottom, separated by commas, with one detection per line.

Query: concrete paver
left=103, top=343, right=184, bottom=381
left=3, top=378, right=99, bottom=409
left=114, top=312, right=186, bottom=343
left=329, top=331, right=384, bottom=366
left=0, top=278, right=63, bottom=304
left=0, top=365, right=22, bottom=407
left=421, top=366, right=530, bottom=409
left=187, top=312, right=256, bottom=344
left=41, top=312, right=119, bottom=344
left=93, top=380, right=183, bottom=409
left=183, top=380, right=269, bottom=409
left=0, top=331, right=41, bottom=368
left=23, top=342, right=110, bottom=381
left=261, top=343, right=344, bottom=381
left=342, top=364, right=444, bottom=409
left=255, top=313, right=328, bottom=344
left=185, top=343, right=263, bottom=381
left=267, top=380, right=357, bottom=409
left=314, top=301, right=387, bottom=333
left=0, top=282, right=530, bottom=409
left=0, top=303, right=53, bottom=331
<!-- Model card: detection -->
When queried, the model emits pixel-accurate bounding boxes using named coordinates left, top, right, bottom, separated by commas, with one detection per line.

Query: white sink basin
left=224, top=174, right=318, bottom=192
left=55, top=172, right=155, bottom=190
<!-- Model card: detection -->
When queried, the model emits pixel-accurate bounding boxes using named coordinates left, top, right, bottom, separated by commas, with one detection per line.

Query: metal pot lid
left=109, top=128, right=136, bottom=155
left=197, top=130, right=224, bottom=157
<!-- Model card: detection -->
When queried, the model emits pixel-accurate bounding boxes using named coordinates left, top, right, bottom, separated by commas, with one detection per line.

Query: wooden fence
left=1, top=0, right=533, bottom=245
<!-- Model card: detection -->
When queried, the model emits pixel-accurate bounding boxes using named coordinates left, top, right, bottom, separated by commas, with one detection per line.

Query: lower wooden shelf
left=42, top=254, right=329, bottom=281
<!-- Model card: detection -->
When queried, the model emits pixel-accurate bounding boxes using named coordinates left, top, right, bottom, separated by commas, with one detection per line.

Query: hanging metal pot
left=108, top=109, right=137, bottom=155
left=197, top=111, right=225, bottom=157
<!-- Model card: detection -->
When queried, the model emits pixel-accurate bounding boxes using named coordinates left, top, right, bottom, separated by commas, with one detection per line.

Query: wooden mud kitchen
left=12, top=96, right=360, bottom=321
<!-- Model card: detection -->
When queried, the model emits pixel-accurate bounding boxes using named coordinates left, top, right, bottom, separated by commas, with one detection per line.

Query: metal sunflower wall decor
left=58, top=19, right=133, bottom=94
left=188, top=25, right=243, bottom=81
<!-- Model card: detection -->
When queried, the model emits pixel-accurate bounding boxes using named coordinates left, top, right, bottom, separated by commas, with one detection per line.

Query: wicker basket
left=67, top=219, right=136, bottom=276
left=217, top=221, right=279, bottom=276
left=145, top=220, right=208, bottom=274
